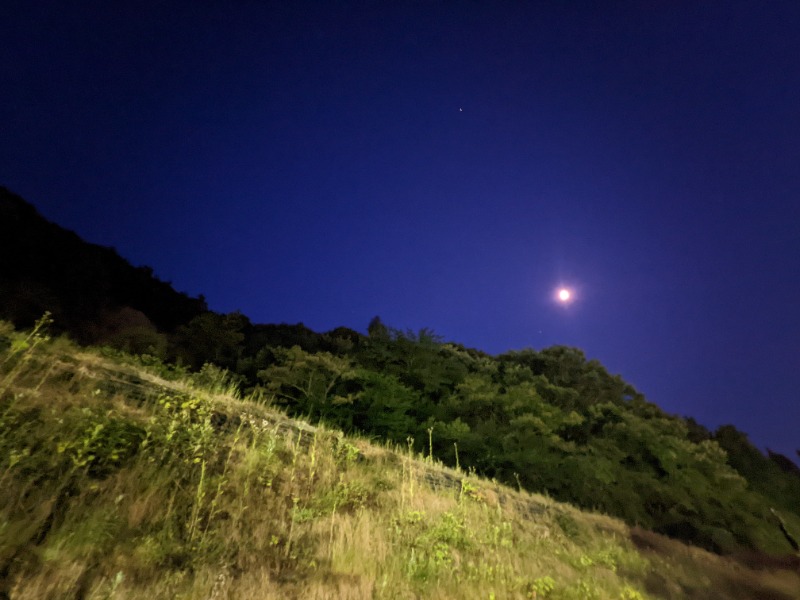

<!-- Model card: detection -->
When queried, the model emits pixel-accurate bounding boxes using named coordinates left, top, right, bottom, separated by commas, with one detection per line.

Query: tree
left=171, top=311, right=247, bottom=370
left=257, top=346, right=357, bottom=422
left=94, top=306, right=168, bottom=358
left=350, top=370, right=417, bottom=442
left=367, top=315, right=390, bottom=341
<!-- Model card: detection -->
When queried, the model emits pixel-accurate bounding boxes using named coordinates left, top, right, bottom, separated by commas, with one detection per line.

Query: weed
left=530, top=575, right=556, bottom=597
left=487, top=521, right=514, bottom=550
left=555, top=512, right=582, bottom=541
left=334, top=436, right=360, bottom=464
left=2, top=322, right=799, bottom=600
left=56, top=409, right=145, bottom=477
left=188, top=362, right=242, bottom=398
left=619, top=586, right=645, bottom=600
left=0, top=312, right=52, bottom=396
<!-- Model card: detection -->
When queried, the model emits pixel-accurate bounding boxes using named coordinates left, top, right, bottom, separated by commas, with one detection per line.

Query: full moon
left=558, top=288, right=571, bottom=302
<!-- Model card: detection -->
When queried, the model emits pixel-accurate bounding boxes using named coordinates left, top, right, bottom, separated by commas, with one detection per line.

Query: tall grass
left=0, top=320, right=798, bottom=599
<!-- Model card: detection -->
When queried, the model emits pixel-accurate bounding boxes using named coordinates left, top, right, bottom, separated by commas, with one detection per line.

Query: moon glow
left=557, top=288, right=572, bottom=303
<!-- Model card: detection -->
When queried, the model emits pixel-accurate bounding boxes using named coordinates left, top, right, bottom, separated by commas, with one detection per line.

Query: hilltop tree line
left=1, top=186, right=799, bottom=557
left=231, top=316, right=800, bottom=556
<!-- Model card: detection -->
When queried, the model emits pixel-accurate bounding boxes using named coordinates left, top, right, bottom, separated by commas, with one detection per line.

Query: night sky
left=2, top=1, right=799, bottom=458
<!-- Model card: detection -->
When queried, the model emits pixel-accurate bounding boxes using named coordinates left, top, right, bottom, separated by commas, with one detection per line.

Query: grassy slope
left=1, top=323, right=798, bottom=600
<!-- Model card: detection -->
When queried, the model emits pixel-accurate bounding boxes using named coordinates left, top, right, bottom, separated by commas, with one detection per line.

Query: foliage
left=251, top=321, right=800, bottom=556
left=1, top=322, right=799, bottom=599
left=3, top=190, right=796, bottom=559
left=258, top=345, right=357, bottom=420
left=172, top=311, right=247, bottom=370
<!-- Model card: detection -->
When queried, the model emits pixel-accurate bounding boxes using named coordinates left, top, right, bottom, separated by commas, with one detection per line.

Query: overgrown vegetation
left=240, top=320, right=799, bottom=558
left=1, top=320, right=799, bottom=599
left=2, top=189, right=799, bottom=579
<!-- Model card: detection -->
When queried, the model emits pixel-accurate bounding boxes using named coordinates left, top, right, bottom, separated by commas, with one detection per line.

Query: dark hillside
left=0, top=187, right=207, bottom=343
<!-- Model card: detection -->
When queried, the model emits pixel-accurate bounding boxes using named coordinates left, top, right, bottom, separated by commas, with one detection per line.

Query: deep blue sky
left=2, top=1, right=798, bottom=458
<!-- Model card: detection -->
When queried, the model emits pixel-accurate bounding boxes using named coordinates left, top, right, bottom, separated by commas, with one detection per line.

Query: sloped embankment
left=1, top=326, right=798, bottom=599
